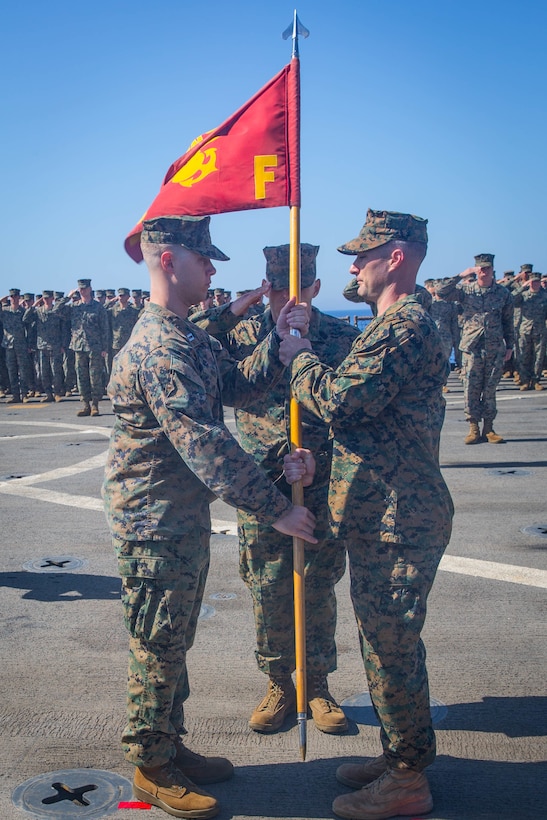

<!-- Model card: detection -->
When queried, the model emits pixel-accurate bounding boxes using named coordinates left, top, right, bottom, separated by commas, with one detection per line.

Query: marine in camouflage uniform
left=102, top=216, right=315, bottom=818
left=431, top=280, right=460, bottom=390
left=54, top=278, right=110, bottom=416
left=1, top=288, right=34, bottom=403
left=512, top=272, right=547, bottom=389
left=437, top=253, right=514, bottom=444
left=285, top=211, right=453, bottom=820
left=105, top=287, right=140, bottom=371
left=23, top=290, right=65, bottom=401
left=193, top=244, right=359, bottom=734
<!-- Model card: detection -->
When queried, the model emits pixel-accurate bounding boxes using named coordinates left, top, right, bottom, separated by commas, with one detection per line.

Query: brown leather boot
left=77, top=401, right=91, bottom=417
left=464, top=421, right=481, bottom=444
left=173, top=737, right=233, bottom=785
left=336, top=754, right=388, bottom=788
left=249, top=675, right=295, bottom=733
left=332, top=768, right=433, bottom=820
left=307, top=674, right=348, bottom=734
left=482, top=421, right=504, bottom=443
left=90, top=400, right=100, bottom=416
left=133, top=760, right=219, bottom=818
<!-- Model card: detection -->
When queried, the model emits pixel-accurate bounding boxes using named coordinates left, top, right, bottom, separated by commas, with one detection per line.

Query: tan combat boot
left=482, top=421, right=504, bottom=443
left=307, top=674, right=348, bottom=733
left=173, top=737, right=233, bottom=785
left=534, top=382, right=544, bottom=391
left=90, top=400, right=100, bottom=416
left=249, top=675, right=295, bottom=733
left=336, top=754, right=388, bottom=788
left=332, top=768, right=433, bottom=820
left=464, top=421, right=481, bottom=444
left=133, top=760, right=219, bottom=818
left=519, top=382, right=530, bottom=391
left=41, top=393, right=54, bottom=403
left=77, top=401, right=91, bottom=417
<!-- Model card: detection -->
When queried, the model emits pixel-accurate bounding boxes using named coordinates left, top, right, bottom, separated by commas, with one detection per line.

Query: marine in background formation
left=192, top=243, right=359, bottom=735
left=437, top=253, right=514, bottom=444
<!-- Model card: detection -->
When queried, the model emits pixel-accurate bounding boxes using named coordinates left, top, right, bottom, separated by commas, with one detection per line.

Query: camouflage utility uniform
left=1, top=305, right=33, bottom=401
left=23, top=303, right=64, bottom=398
left=289, top=294, right=454, bottom=771
left=102, top=302, right=293, bottom=768
left=106, top=300, right=140, bottom=370
left=194, top=303, right=359, bottom=679
left=437, top=275, right=514, bottom=423
left=512, top=283, right=547, bottom=387
left=54, top=298, right=110, bottom=403
left=430, top=294, right=459, bottom=364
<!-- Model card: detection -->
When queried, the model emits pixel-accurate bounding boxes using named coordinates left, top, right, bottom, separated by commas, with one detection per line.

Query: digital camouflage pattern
left=437, top=275, right=514, bottom=421
left=512, top=284, right=547, bottom=385
left=54, top=298, right=110, bottom=352
left=1, top=305, right=33, bottom=398
left=430, top=296, right=459, bottom=362
left=263, top=243, right=319, bottom=290
left=23, top=305, right=64, bottom=396
left=474, top=253, right=494, bottom=268
left=103, top=301, right=294, bottom=766
left=338, top=209, right=428, bottom=255
left=192, top=304, right=358, bottom=676
left=141, top=215, right=229, bottom=261
left=288, top=294, right=453, bottom=770
left=106, top=302, right=140, bottom=351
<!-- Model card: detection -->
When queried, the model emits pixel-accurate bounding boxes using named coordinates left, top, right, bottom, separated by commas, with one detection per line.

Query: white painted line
left=0, top=420, right=111, bottom=435
left=440, top=554, right=547, bottom=588
left=0, top=431, right=105, bottom=441
left=446, top=394, right=539, bottom=406
left=0, top=483, right=104, bottom=511
left=0, top=451, right=108, bottom=486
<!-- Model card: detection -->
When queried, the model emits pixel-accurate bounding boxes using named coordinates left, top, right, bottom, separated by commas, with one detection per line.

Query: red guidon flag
left=125, top=59, right=300, bottom=262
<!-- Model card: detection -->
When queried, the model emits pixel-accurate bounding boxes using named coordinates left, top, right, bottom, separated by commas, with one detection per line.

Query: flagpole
left=283, top=8, right=309, bottom=762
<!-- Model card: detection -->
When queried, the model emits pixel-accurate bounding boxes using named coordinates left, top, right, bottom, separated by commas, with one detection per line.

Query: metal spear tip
left=282, top=10, right=310, bottom=40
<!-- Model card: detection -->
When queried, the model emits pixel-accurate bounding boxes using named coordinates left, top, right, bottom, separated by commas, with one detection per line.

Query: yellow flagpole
left=283, top=8, right=310, bottom=761
left=288, top=205, right=307, bottom=760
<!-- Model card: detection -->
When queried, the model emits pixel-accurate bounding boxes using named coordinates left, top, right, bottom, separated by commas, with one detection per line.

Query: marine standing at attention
left=102, top=215, right=316, bottom=819
left=192, top=243, right=359, bottom=735
left=279, top=209, right=454, bottom=820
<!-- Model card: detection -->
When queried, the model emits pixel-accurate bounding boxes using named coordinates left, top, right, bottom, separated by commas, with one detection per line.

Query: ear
left=160, top=250, right=174, bottom=272
left=312, top=279, right=321, bottom=297
left=390, top=248, right=404, bottom=270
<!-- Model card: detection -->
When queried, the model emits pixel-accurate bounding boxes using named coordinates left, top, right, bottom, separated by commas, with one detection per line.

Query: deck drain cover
left=486, top=468, right=532, bottom=477
left=209, top=592, right=237, bottom=601
left=22, top=556, right=88, bottom=573
left=199, top=603, right=216, bottom=620
left=341, top=692, right=447, bottom=726
left=521, top=524, right=547, bottom=538
left=12, top=769, right=132, bottom=818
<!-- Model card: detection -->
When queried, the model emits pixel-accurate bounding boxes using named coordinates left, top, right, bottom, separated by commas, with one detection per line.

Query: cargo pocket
left=121, top=577, right=174, bottom=646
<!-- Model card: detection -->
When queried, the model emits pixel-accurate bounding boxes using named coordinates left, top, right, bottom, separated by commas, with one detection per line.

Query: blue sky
left=1, top=0, right=545, bottom=310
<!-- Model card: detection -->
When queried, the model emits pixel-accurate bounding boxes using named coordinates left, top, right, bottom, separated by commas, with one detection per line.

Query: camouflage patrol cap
left=54, top=291, right=64, bottom=298
left=338, top=209, right=428, bottom=255
left=78, top=278, right=92, bottom=288
left=22, top=293, right=34, bottom=301
left=141, top=215, right=229, bottom=261
left=142, top=290, right=150, bottom=297
left=529, top=273, right=541, bottom=281
left=105, top=289, right=116, bottom=298
left=519, top=264, right=533, bottom=273
left=95, top=289, right=105, bottom=297
left=118, top=287, right=130, bottom=295
left=474, top=253, right=494, bottom=268
left=263, top=243, right=319, bottom=290
left=9, top=288, right=20, bottom=296
left=131, top=289, right=142, bottom=296
left=503, top=270, right=515, bottom=277
left=42, top=290, right=54, bottom=298
left=213, top=288, right=224, bottom=295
